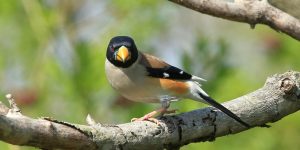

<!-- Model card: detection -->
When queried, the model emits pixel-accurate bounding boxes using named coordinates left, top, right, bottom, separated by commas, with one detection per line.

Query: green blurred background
left=0, top=0, right=300, bottom=149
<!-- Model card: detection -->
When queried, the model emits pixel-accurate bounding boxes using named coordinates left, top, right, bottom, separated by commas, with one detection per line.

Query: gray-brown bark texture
left=169, top=0, right=300, bottom=41
left=0, top=71, right=300, bottom=149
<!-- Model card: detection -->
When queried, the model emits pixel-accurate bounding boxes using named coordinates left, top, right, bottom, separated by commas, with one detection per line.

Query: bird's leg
left=157, top=99, right=177, bottom=116
left=131, top=97, right=177, bottom=124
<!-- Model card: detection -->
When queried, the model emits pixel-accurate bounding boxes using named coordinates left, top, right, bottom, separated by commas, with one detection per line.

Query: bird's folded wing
left=140, top=53, right=205, bottom=81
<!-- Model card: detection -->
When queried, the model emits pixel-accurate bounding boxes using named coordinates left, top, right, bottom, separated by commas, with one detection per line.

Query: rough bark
left=0, top=71, right=300, bottom=149
left=168, top=0, right=300, bottom=41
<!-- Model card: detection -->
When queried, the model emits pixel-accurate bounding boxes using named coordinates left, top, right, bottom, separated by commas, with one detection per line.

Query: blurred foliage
left=182, top=38, right=232, bottom=90
left=0, top=0, right=300, bottom=149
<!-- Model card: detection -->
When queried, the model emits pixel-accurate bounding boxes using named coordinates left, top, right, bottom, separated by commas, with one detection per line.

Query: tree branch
left=168, top=0, right=300, bottom=41
left=1, top=71, right=300, bottom=149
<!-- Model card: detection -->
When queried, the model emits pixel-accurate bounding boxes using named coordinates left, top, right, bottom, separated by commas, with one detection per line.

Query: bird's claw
left=131, top=108, right=178, bottom=125
left=131, top=117, right=161, bottom=125
left=131, top=111, right=162, bottom=124
left=162, top=109, right=178, bottom=114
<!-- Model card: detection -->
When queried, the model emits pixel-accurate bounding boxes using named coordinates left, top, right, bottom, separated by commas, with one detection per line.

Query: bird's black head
left=106, top=36, right=138, bottom=68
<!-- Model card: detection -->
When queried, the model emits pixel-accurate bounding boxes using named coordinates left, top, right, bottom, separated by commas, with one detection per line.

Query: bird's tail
left=197, top=92, right=250, bottom=128
left=191, top=82, right=250, bottom=128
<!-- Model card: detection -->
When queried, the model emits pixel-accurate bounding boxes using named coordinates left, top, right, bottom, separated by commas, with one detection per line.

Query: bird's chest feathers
left=106, top=61, right=147, bottom=94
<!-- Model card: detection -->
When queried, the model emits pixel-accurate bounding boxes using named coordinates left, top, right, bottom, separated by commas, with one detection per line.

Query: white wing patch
left=163, top=72, right=170, bottom=78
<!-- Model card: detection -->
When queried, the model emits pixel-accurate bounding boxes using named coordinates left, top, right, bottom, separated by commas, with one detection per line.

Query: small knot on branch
left=86, top=114, right=102, bottom=127
left=5, top=93, right=22, bottom=116
left=279, top=76, right=300, bottom=101
left=5, top=94, right=13, bottom=100
left=280, top=78, right=295, bottom=94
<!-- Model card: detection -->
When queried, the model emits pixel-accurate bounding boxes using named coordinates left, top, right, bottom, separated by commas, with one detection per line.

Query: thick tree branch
left=168, top=0, right=300, bottom=41
left=0, top=71, right=300, bottom=149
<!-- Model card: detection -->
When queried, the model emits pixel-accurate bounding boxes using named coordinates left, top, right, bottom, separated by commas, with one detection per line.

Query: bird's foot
left=131, top=117, right=160, bottom=124
left=131, top=108, right=178, bottom=124
left=131, top=108, right=160, bottom=124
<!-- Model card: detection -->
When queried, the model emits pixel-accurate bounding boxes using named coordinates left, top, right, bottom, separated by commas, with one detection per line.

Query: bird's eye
left=110, top=46, right=115, bottom=52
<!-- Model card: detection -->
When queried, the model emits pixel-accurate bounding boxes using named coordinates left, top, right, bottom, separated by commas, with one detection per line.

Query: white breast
left=105, top=59, right=165, bottom=103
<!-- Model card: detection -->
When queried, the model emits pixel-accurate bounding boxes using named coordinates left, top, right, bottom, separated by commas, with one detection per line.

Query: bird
left=105, top=36, right=250, bottom=128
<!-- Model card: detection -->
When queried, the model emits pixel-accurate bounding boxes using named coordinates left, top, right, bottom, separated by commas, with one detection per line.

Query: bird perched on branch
left=105, top=36, right=250, bottom=128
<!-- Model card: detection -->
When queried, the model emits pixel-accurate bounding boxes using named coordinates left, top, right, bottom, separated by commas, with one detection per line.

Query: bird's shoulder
left=139, top=53, right=169, bottom=68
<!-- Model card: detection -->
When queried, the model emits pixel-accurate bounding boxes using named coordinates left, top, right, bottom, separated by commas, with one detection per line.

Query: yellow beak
left=116, top=46, right=130, bottom=63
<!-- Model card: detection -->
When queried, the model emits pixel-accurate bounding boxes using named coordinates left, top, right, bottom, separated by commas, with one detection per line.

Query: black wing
left=146, top=65, right=192, bottom=80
